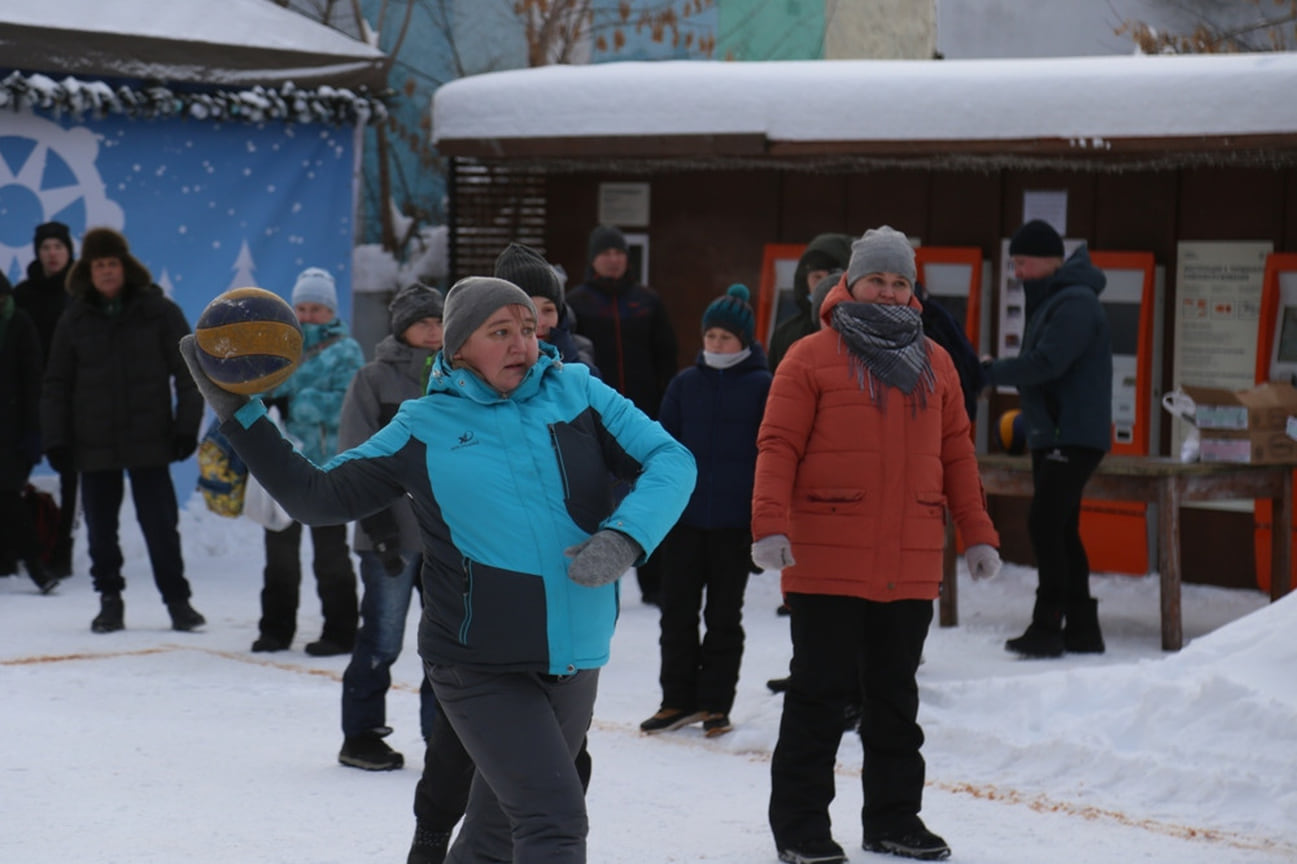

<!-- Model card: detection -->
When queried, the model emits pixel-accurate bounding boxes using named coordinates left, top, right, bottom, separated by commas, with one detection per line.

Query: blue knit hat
left=291, top=267, right=337, bottom=312
left=702, top=284, right=755, bottom=347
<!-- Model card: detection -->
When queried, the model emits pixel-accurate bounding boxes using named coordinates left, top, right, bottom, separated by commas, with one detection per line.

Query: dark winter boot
left=168, top=600, right=207, bottom=632
left=48, top=539, right=73, bottom=579
left=1063, top=597, right=1105, bottom=654
left=406, top=821, right=452, bottom=864
left=1005, top=604, right=1063, bottom=658
left=91, top=593, right=125, bottom=633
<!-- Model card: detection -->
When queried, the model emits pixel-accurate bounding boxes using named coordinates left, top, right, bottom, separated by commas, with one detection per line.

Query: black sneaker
left=251, top=635, right=290, bottom=653
left=167, top=601, right=206, bottom=632
left=862, top=826, right=951, bottom=860
left=339, top=733, right=404, bottom=771
left=702, top=713, right=732, bottom=737
left=91, top=593, right=124, bottom=633
left=639, top=708, right=705, bottom=734
left=406, top=821, right=451, bottom=864
left=777, top=837, right=847, bottom=863
left=305, top=637, right=353, bottom=657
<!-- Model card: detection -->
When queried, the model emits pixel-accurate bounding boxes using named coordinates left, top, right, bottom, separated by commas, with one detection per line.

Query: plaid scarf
left=830, top=301, right=934, bottom=412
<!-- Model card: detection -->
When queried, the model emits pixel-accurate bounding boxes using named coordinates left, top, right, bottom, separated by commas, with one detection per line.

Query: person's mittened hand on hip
left=178, top=335, right=249, bottom=422
left=565, top=530, right=642, bottom=588
left=751, top=534, right=795, bottom=571
left=373, top=537, right=405, bottom=578
left=966, top=544, right=1002, bottom=581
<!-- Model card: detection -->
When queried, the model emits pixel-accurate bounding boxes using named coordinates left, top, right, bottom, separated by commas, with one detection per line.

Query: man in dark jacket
left=566, top=224, right=678, bottom=605
left=40, top=227, right=206, bottom=634
left=767, top=233, right=852, bottom=372
left=982, top=219, right=1113, bottom=658
left=14, top=221, right=78, bottom=576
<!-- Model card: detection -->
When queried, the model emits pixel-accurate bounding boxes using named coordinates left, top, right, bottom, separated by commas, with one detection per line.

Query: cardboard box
left=1183, top=382, right=1297, bottom=464
left=1182, top=382, right=1297, bottom=432
left=1182, top=381, right=1297, bottom=464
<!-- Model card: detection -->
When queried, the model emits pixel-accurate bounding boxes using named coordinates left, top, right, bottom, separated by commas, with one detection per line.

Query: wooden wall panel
left=844, top=170, right=930, bottom=240
left=777, top=172, right=851, bottom=239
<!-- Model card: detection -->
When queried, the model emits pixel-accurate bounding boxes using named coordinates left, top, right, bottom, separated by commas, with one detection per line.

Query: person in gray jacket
left=981, top=219, right=1113, bottom=658
left=40, top=227, right=205, bottom=633
left=336, top=282, right=444, bottom=772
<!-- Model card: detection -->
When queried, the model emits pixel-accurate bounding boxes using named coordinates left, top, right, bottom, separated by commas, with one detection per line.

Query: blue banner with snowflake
left=0, top=108, right=356, bottom=323
left=1, top=108, right=357, bottom=498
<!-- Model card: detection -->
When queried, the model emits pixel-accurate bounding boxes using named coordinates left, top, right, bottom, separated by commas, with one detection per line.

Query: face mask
left=703, top=347, right=751, bottom=369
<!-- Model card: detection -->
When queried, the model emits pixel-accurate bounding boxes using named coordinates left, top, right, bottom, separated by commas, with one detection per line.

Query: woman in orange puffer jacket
left=751, top=226, right=1000, bottom=864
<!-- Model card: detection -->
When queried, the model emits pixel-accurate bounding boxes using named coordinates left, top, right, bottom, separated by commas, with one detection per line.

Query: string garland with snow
left=0, top=70, right=388, bottom=127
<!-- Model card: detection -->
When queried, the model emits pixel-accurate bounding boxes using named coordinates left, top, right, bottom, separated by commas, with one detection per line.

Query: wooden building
left=432, top=54, right=1297, bottom=588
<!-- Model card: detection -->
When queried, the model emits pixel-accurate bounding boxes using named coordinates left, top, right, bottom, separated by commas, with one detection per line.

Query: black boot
left=92, top=593, right=125, bottom=633
left=48, top=539, right=73, bottom=579
left=1006, top=604, right=1063, bottom=658
left=406, top=821, right=452, bottom=864
left=168, top=600, right=207, bottom=632
left=1063, top=597, right=1105, bottom=654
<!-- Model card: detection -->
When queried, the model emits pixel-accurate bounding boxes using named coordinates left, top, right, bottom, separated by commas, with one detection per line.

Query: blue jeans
left=341, top=551, right=436, bottom=738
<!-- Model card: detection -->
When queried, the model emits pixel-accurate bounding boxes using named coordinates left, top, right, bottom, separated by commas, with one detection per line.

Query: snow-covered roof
left=432, top=54, right=1297, bottom=161
left=0, top=0, right=386, bottom=89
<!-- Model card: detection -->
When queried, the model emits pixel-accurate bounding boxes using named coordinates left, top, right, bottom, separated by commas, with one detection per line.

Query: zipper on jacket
left=458, top=556, right=473, bottom=645
left=547, top=424, right=572, bottom=500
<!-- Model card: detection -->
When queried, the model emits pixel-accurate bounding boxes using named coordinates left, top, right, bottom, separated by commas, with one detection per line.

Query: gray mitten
left=564, top=530, right=642, bottom=588
left=179, top=335, right=249, bottom=422
left=751, top=534, right=795, bottom=571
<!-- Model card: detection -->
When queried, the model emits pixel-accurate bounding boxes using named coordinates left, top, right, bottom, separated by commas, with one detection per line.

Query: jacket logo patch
left=452, top=431, right=479, bottom=451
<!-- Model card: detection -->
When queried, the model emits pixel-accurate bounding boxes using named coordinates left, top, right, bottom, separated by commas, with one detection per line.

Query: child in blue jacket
left=641, top=284, right=772, bottom=737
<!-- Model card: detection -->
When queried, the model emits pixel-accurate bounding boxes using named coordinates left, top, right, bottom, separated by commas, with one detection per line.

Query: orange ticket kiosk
left=1252, top=253, right=1297, bottom=594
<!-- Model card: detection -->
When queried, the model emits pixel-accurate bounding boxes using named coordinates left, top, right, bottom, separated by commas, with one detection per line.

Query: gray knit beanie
left=442, top=276, right=537, bottom=358
left=846, top=226, right=916, bottom=287
left=388, top=282, right=444, bottom=338
left=493, top=243, right=563, bottom=309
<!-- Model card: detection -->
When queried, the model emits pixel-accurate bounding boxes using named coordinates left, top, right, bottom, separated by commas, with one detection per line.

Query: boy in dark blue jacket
left=641, top=284, right=772, bottom=737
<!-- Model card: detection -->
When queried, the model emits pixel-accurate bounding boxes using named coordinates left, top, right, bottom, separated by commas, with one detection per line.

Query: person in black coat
left=642, top=284, right=772, bottom=738
left=14, top=221, right=78, bottom=577
left=566, top=224, right=678, bottom=605
left=767, top=233, right=853, bottom=373
left=40, top=227, right=206, bottom=634
left=0, top=272, right=58, bottom=592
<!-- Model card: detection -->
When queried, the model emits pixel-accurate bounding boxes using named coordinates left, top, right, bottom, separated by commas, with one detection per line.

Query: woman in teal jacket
left=180, top=276, right=695, bottom=864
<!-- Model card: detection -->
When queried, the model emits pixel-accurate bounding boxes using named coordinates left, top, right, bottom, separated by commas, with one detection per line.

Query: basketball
left=194, top=287, right=303, bottom=395
left=997, top=409, right=1027, bottom=455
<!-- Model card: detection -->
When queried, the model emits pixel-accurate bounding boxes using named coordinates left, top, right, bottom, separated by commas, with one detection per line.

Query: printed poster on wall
left=1170, top=240, right=1272, bottom=468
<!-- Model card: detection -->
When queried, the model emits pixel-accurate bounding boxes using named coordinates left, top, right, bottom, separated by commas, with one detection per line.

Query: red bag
left=22, top=484, right=61, bottom=565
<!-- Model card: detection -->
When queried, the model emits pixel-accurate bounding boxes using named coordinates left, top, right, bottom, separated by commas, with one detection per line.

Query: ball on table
left=194, top=287, right=303, bottom=395
left=997, top=409, right=1027, bottom=455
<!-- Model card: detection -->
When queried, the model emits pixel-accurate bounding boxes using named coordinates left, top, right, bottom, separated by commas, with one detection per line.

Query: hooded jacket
left=751, top=277, right=998, bottom=602
left=983, top=245, right=1112, bottom=452
left=659, top=342, right=771, bottom=530
left=767, top=233, right=853, bottom=371
left=264, top=317, right=364, bottom=466
left=221, top=342, right=696, bottom=675
left=40, top=244, right=201, bottom=472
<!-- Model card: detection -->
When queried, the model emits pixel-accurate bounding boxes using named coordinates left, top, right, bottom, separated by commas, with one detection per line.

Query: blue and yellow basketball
left=997, top=409, right=1027, bottom=455
left=194, top=287, right=303, bottom=395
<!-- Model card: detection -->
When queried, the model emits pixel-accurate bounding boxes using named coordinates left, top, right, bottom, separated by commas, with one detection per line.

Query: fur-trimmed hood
left=65, top=227, right=153, bottom=301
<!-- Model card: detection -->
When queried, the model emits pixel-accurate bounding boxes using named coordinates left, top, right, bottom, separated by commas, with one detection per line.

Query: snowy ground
left=2, top=486, right=1295, bottom=864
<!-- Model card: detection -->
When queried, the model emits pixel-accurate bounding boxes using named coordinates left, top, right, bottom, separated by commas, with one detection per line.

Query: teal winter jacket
left=265, top=317, right=364, bottom=465
left=223, top=343, right=696, bottom=675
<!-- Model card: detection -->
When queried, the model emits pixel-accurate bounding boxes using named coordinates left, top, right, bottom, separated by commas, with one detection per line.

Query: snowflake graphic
left=0, top=109, right=123, bottom=283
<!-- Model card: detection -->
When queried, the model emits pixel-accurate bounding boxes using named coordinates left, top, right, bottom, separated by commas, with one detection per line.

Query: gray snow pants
left=428, top=662, right=598, bottom=864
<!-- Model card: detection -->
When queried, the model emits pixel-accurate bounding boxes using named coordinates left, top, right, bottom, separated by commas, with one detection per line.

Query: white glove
left=966, top=543, right=1001, bottom=581
left=751, top=534, right=795, bottom=572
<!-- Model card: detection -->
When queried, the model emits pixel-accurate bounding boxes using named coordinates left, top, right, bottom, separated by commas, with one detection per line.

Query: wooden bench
left=939, top=454, right=1295, bottom=650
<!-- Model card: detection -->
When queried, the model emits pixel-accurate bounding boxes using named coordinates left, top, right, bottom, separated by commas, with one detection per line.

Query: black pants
left=57, top=466, right=78, bottom=550
left=769, top=593, right=932, bottom=846
left=81, top=466, right=191, bottom=603
left=260, top=521, right=357, bottom=646
left=1028, top=446, right=1105, bottom=621
left=658, top=523, right=749, bottom=714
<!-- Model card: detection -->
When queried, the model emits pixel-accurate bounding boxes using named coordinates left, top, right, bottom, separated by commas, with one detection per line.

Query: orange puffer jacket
left=751, top=282, right=998, bottom=603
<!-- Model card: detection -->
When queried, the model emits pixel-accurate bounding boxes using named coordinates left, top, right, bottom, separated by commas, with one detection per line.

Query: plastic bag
left=243, top=406, right=295, bottom=531
left=1161, top=388, right=1200, bottom=463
